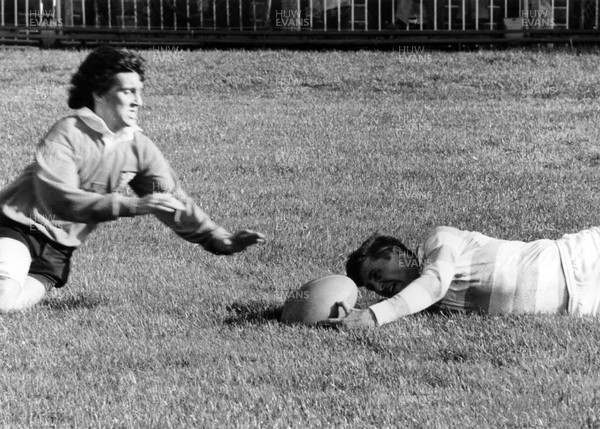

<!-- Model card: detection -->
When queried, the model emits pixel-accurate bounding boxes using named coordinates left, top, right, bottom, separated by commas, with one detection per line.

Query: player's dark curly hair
left=346, top=233, right=417, bottom=287
left=68, top=46, right=146, bottom=110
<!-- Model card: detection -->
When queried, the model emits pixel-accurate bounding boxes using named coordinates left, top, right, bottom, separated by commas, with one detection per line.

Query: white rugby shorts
left=556, top=227, right=600, bottom=316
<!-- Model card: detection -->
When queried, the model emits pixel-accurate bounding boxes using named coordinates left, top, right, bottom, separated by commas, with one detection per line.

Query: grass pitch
left=1, top=46, right=600, bottom=428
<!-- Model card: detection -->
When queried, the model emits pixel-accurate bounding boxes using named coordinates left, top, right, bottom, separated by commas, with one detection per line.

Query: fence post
left=226, top=0, right=229, bottom=28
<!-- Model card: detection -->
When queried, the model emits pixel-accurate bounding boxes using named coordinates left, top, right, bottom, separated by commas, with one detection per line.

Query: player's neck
left=93, top=106, right=127, bottom=134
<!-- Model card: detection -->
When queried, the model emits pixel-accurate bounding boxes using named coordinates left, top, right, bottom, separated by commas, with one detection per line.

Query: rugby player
left=326, top=226, right=600, bottom=327
left=0, top=46, right=264, bottom=312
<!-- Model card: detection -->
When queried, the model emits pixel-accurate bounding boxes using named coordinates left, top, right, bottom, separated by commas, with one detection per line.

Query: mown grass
left=2, top=45, right=600, bottom=428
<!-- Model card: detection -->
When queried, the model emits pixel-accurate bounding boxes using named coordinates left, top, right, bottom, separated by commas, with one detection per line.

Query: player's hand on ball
left=136, top=193, right=186, bottom=215
left=320, top=301, right=377, bottom=329
left=210, top=230, right=266, bottom=255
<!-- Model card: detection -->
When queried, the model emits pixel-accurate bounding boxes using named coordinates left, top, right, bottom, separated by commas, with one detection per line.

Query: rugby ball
left=280, top=275, right=358, bottom=325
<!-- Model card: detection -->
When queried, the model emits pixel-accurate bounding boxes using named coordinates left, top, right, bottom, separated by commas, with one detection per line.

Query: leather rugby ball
left=280, top=275, right=358, bottom=325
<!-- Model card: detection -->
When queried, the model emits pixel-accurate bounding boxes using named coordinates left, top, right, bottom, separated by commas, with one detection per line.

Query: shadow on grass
left=223, top=301, right=343, bottom=331
left=42, top=293, right=108, bottom=311
left=224, top=300, right=283, bottom=326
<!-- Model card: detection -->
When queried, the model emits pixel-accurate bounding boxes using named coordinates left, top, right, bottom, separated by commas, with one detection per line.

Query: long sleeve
left=369, top=228, right=463, bottom=325
left=129, top=135, right=231, bottom=253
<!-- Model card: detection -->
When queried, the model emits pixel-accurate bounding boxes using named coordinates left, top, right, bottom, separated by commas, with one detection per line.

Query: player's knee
left=0, top=277, right=22, bottom=312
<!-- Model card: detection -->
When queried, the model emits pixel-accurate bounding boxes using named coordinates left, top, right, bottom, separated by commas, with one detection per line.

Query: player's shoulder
left=131, top=131, right=169, bottom=165
left=133, top=129, right=152, bottom=143
left=132, top=130, right=159, bottom=150
left=47, top=115, right=80, bottom=135
left=423, top=226, right=470, bottom=250
left=427, top=226, right=465, bottom=240
left=40, top=115, right=85, bottom=145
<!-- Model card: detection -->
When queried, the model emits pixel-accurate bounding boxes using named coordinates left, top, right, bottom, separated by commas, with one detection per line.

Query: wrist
left=113, top=194, right=140, bottom=218
left=206, top=235, right=232, bottom=255
left=367, top=307, right=381, bottom=327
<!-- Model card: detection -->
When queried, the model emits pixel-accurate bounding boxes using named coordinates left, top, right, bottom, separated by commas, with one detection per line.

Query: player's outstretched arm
left=208, top=230, right=266, bottom=255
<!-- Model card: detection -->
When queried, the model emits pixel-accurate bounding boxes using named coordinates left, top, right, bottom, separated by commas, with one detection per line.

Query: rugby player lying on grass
left=0, top=46, right=264, bottom=312
left=325, top=226, right=600, bottom=328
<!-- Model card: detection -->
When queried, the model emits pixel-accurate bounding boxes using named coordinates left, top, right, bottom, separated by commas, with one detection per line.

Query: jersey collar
left=75, top=107, right=141, bottom=147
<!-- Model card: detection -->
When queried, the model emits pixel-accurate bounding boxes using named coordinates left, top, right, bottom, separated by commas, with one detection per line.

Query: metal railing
left=1, top=0, right=599, bottom=49
left=2, top=0, right=594, bottom=32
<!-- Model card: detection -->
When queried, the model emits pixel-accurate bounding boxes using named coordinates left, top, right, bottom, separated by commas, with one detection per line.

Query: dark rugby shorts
left=0, top=216, right=75, bottom=291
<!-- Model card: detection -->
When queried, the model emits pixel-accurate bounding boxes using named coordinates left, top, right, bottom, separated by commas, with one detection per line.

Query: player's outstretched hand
left=210, top=230, right=266, bottom=255
left=318, top=301, right=377, bottom=329
left=136, top=193, right=186, bottom=215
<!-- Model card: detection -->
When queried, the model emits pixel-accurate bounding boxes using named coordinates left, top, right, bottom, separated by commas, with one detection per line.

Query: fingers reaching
left=336, top=300, right=352, bottom=318
left=315, top=319, right=344, bottom=329
left=209, top=230, right=266, bottom=255
left=232, top=230, right=266, bottom=247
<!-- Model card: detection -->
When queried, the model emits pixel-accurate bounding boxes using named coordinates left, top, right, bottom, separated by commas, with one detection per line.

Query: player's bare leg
left=0, top=237, right=44, bottom=312
left=0, top=276, right=46, bottom=312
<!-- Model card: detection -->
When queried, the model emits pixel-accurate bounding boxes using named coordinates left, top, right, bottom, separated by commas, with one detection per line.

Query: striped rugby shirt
left=369, top=226, right=569, bottom=325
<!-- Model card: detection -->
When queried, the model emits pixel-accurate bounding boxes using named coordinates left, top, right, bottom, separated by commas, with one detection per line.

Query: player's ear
left=92, top=91, right=103, bottom=105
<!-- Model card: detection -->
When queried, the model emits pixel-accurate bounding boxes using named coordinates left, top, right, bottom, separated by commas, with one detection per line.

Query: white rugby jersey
left=369, top=226, right=569, bottom=325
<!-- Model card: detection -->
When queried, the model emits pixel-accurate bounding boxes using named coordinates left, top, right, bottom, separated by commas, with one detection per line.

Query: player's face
left=94, top=72, right=143, bottom=132
left=359, top=251, right=420, bottom=298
